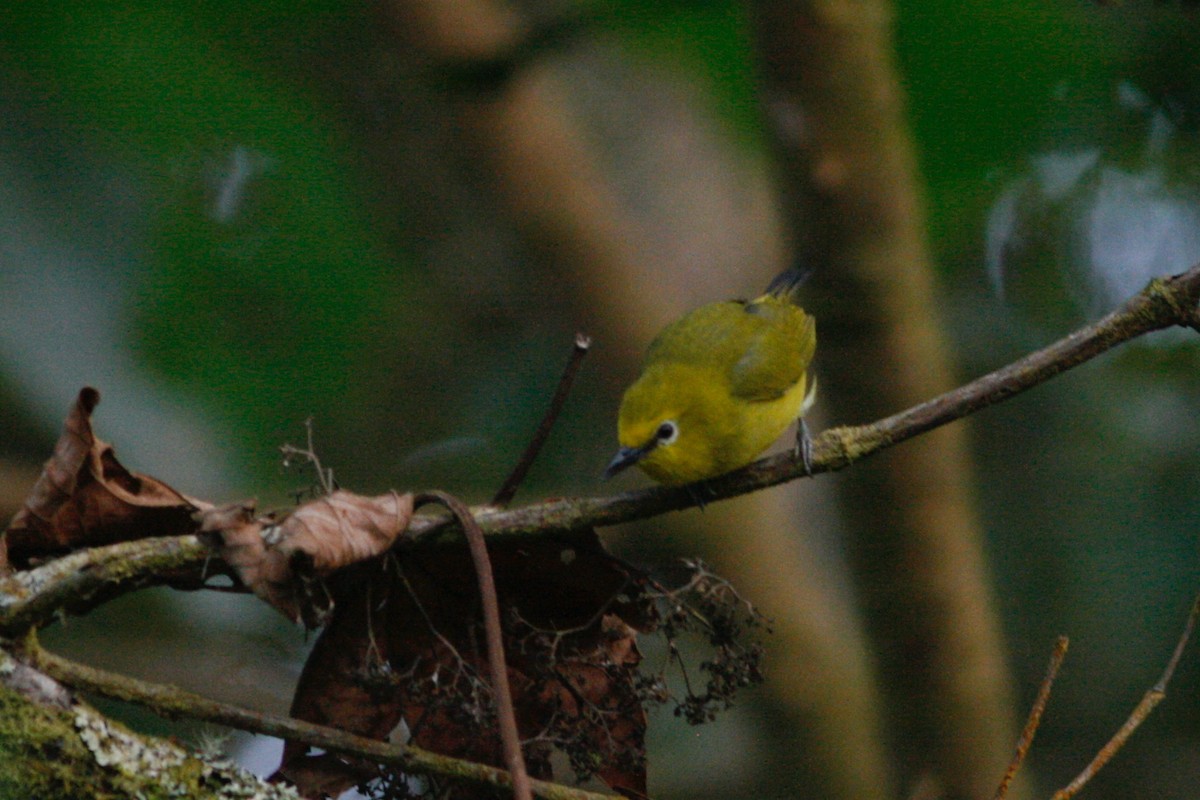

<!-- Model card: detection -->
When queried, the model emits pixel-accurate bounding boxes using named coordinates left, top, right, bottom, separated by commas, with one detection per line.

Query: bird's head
left=604, top=365, right=717, bottom=485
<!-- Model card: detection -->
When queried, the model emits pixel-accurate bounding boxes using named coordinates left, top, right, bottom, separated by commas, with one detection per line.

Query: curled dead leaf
left=198, top=491, right=414, bottom=626
left=4, top=388, right=206, bottom=568
left=276, top=491, right=415, bottom=574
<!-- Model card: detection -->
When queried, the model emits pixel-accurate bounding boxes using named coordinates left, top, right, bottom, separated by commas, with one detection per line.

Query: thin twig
left=280, top=417, right=336, bottom=496
left=492, top=333, right=592, bottom=508
left=21, top=643, right=616, bottom=800
left=1051, top=592, right=1200, bottom=800
left=993, top=635, right=1069, bottom=800
left=392, top=558, right=483, bottom=685
left=414, top=490, right=533, bottom=800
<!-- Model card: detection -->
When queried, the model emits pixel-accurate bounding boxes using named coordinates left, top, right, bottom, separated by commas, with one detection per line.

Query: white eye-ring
left=655, top=420, right=679, bottom=445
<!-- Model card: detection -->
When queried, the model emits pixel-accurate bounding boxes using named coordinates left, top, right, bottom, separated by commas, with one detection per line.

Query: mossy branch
left=0, top=648, right=301, bottom=800
left=2, top=265, right=1199, bottom=642
left=0, top=536, right=211, bottom=636
left=16, top=644, right=615, bottom=800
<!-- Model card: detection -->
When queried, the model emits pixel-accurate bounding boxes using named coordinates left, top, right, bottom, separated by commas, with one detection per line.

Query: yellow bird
left=604, top=268, right=817, bottom=485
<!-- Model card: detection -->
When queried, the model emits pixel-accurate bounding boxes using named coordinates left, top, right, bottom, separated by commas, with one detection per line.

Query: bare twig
left=1052, top=592, right=1200, bottom=800
left=414, top=490, right=532, bottom=800
left=280, top=417, right=336, bottom=496
left=492, top=333, right=591, bottom=508
left=993, top=636, right=1069, bottom=800
left=21, top=643, right=616, bottom=800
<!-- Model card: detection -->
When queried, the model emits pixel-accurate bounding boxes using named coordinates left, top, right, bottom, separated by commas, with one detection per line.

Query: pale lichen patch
left=72, top=704, right=301, bottom=799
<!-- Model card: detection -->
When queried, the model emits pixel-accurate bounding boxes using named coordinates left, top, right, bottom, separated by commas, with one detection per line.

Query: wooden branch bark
left=750, top=0, right=1026, bottom=793
left=2, top=264, right=1197, bottom=643
left=19, top=646, right=615, bottom=800
left=457, top=263, right=1200, bottom=532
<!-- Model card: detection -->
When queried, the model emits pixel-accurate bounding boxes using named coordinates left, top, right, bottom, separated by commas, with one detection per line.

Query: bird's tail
left=763, top=262, right=814, bottom=302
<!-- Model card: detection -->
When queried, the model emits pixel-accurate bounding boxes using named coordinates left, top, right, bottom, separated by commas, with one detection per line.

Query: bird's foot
left=794, top=418, right=814, bottom=476
left=683, top=480, right=717, bottom=511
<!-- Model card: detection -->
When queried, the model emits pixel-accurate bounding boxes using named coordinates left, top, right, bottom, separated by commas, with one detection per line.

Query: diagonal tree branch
left=0, top=535, right=212, bottom=635
left=0, top=648, right=302, bottom=800
left=2, top=265, right=1199, bottom=640
left=460, top=263, right=1200, bottom=533
left=20, top=643, right=618, bottom=800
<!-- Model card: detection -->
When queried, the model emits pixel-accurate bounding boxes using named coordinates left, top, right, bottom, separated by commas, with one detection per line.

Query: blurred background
left=3, top=1, right=1200, bottom=798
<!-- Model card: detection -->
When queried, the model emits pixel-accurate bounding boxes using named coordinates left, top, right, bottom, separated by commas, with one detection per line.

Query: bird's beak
left=603, top=445, right=650, bottom=480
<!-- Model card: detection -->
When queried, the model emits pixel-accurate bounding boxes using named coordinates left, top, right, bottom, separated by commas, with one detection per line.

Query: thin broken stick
left=492, top=333, right=591, bottom=507
left=1052, top=591, right=1200, bottom=800
left=993, top=635, right=1069, bottom=800
left=280, top=417, right=336, bottom=496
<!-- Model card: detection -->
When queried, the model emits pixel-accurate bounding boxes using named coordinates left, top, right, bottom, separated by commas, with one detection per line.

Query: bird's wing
left=643, top=302, right=744, bottom=365
left=729, top=304, right=816, bottom=402
left=643, top=299, right=816, bottom=401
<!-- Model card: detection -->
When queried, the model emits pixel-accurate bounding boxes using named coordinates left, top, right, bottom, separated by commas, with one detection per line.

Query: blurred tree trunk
left=750, top=1, right=1025, bottom=797
left=358, top=2, right=896, bottom=799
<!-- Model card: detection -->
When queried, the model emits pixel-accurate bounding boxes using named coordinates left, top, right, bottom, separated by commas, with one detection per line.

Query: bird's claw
left=795, top=418, right=814, bottom=476
left=684, top=480, right=717, bottom=511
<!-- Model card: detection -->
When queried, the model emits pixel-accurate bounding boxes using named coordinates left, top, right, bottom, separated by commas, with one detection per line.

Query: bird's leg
left=683, top=480, right=717, bottom=511
left=794, top=418, right=814, bottom=476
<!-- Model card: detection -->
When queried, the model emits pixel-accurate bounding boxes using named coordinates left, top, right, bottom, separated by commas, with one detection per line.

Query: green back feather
left=641, top=269, right=816, bottom=403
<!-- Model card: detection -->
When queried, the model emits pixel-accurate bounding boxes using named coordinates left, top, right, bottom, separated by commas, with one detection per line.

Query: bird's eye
left=655, top=421, right=679, bottom=445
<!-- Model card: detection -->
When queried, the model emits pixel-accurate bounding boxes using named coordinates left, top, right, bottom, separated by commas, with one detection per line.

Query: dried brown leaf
left=276, top=529, right=653, bottom=798
left=198, top=491, right=414, bottom=625
left=276, top=491, right=414, bottom=574
left=4, top=387, right=205, bottom=567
